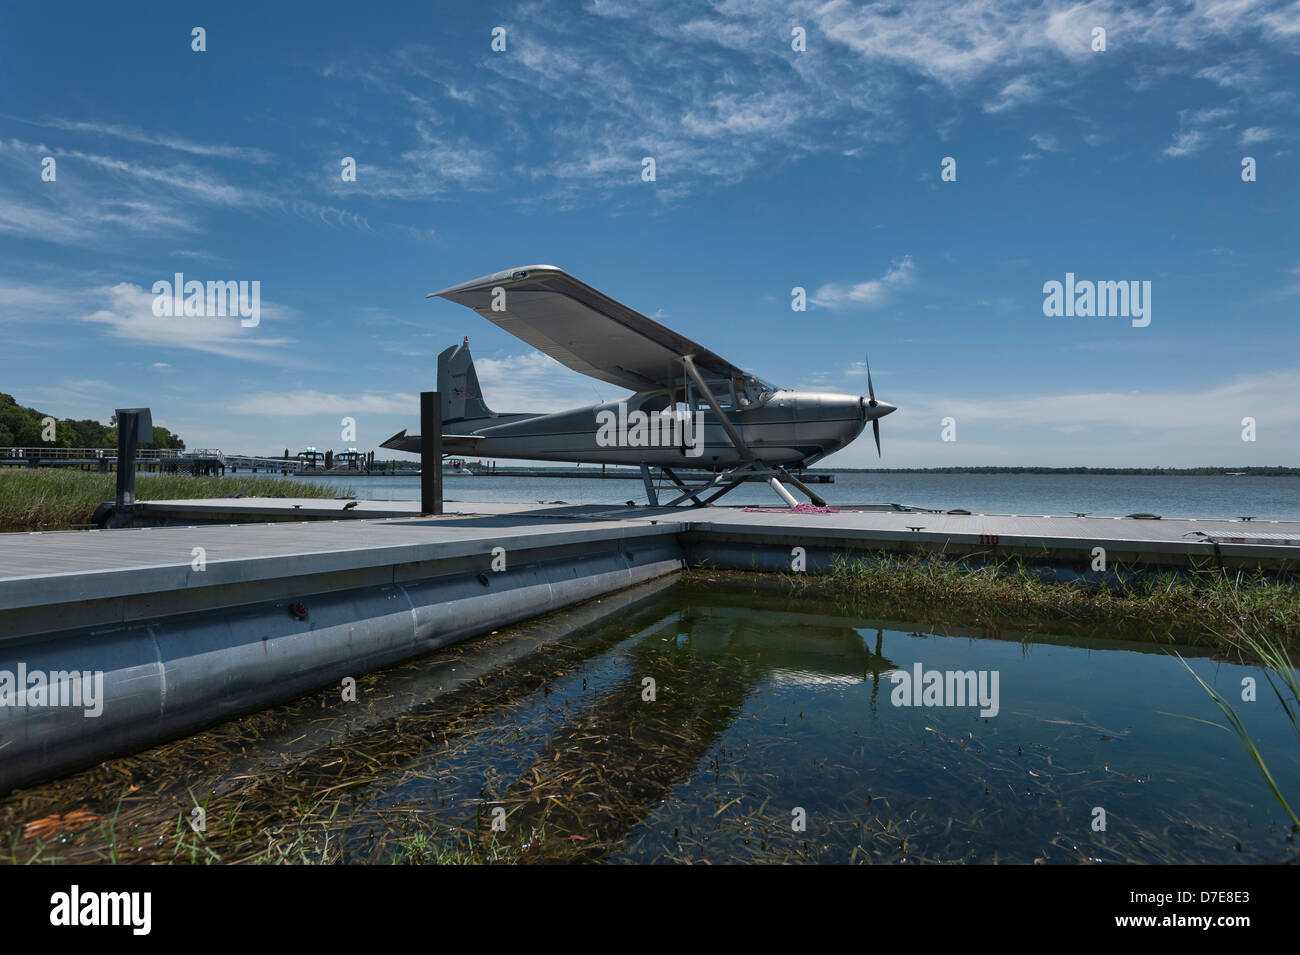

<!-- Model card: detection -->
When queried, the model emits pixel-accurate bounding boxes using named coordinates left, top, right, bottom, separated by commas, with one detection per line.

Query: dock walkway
left=2, top=498, right=1297, bottom=791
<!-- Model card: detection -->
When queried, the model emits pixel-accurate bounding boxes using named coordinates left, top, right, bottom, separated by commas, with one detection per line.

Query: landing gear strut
left=637, top=356, right=826, bottom=509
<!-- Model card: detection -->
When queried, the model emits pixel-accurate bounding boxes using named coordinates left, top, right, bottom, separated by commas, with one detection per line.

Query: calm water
left=289, top=471, right=1300, bottom=521
left=375, top=584, right=1298, bottom=864
left=5, top=581, right=1295, bottom=864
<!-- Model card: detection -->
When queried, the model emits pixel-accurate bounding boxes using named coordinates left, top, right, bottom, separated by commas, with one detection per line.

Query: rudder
left=437, top=337, right=495, bottom=424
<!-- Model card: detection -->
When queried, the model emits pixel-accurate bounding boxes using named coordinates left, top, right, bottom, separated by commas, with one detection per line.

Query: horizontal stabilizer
left=380, top=429, right=484, bottom=455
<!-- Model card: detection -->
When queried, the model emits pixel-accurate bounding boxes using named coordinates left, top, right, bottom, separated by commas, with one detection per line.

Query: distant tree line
left=0, top=393, right=185, bottom=449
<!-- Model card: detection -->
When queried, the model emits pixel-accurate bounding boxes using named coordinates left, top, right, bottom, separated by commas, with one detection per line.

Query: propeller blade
left=865, top=354, right=877, bottom=406
left=873, top=417, right=882, bottom=456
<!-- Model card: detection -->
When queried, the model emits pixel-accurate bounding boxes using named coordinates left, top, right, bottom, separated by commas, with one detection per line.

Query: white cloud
left=324, top=125, right=494, bottom=199
left=0, top=279, right=70, bottom=316
left=1163, top=129, right=1204, bottom=156
left=1241, top=125, right=1276, bottom=144
left=227, top=391, right=419, bottom=415
left=313, top=0, right=1300, bottom=205
left=985, top=77, right=1041, bottom=113
left=898, top=368, right=1300, bottom=430
left=1182, top=106, right=1234, bottom=124
left=1194, top=57, right=1267, bottom=90
left=812, top=257, right=916, bottom=310
left=473, top=351, right=607, bottom=411
left=81, top=283, right=294, bottom=362
left=29, top=119, right=276, bottom=164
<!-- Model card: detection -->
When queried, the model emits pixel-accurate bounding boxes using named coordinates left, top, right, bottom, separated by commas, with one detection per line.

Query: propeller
left=865, top=354, right=881, bottom=456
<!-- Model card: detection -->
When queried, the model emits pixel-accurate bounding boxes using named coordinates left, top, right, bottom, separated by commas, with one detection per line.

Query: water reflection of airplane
left=476, top=607, right=899, bottom=859
left=381, top=266, right=896, bottom=507
left=673, top=607, right=897, bottom=685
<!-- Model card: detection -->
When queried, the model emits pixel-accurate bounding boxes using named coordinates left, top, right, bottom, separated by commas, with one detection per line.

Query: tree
left=147, top=425, right=185, bottom=450
left=0, top=394, right=187, bottom=449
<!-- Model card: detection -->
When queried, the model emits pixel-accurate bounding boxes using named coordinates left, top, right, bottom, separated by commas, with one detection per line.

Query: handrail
left=2, top=446, right=185, bottom=460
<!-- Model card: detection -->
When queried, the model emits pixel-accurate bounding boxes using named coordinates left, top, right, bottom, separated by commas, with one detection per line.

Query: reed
left=1176, top=586, right=1300, bottom=831
left=0, top=469, right=349, bottom=531
left=692, top=555, right=1300, bottom=651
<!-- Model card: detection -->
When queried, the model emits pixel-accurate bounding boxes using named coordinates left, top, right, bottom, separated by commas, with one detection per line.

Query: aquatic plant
left=1176, top=588, right=1300, bottom=831
left=0, top=470, right=349, bottom=531
left=736, top=554, right=1300, bottom=651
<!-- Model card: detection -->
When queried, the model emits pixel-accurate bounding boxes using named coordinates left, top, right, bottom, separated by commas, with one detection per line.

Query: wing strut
left=680, top=355, right=806, bottom=508
left=681, top=355, right=753, bottom=462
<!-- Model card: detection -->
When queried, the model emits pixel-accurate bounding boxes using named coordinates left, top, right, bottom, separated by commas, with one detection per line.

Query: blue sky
left=1, top=0, right=1297, bottom=467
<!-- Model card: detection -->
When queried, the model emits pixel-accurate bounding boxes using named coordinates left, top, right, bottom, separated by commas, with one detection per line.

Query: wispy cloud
left=228, top=391, right=418, bottom=415
left=1029, top=132, right=1061, bottom=152
left=898, top=368, right=1300, bottom=430
left=81, top=283, right=295, bottom=362
left=323, top=125, right=495, bottom=199
left=1164, top=129, right=1205, bottom=157
left=24, top=118, right=277, bottom=164
left=985, top=77, right=1041, bottom=113
left=812, top=257, right=916, bottom=310
left=473, top=351, right=608, bottom=411
left=298, top=0, right=1300, bottom=206
left=0, top=134, right=371, bottom=248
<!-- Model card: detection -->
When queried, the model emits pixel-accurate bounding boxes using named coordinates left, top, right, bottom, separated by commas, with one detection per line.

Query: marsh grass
left=691, top=555, right=1300, bottom=651
left=1174, top=591, right=1300, bottom=832
left=391, top=826, right=549, bottom=865
left=0, top=469, right=349, bottom=531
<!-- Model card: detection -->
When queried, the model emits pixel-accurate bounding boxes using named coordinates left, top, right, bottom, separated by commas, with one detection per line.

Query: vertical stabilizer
left=437, top=337, right=495, bottom=424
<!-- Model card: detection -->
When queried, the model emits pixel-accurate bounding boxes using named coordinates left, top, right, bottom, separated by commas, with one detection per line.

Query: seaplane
left=381, top=266, right=896, bottom=507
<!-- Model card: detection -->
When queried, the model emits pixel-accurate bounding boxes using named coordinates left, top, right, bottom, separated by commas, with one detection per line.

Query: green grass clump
left=0, top=469, right=350, bottom=531
left=1178, top=604, right=1300, bottom=833
left=690, top=555, right=1300, bottom=650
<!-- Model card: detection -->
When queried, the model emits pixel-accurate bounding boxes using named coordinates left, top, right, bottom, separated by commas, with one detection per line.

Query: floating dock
left=2, top=498, right=1297, bottom=791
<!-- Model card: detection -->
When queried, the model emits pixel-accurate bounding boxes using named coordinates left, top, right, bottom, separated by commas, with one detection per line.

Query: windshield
left=735, top=375, right=777, bottom=407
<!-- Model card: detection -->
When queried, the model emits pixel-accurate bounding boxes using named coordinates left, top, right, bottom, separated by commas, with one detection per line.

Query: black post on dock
left=114, top=407, right=152, bottom=521
left=420, top=391, right=443, bottom=515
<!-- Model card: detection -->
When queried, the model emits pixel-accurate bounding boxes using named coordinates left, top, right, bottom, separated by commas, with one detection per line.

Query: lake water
left=5, top=579, right=1295, bottom=864
left=289, top=471, right=1300, bottom=521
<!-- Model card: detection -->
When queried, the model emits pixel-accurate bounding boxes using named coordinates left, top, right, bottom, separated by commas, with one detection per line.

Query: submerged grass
left=694, top=556, right=1300, bottom=835
left=0, top=469, right=349, bottom=531
left=689, top=555, right=1300, bottom=652
left=1, top=576, right=1297, bottom=865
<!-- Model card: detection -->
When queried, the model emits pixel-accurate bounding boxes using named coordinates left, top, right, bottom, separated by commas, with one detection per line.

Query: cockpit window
left=735, top=375, right=776, bottom=407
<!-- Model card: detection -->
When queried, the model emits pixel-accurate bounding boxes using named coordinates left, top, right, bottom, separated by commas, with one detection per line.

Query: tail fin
left=437, top=337, right=495, bottom=424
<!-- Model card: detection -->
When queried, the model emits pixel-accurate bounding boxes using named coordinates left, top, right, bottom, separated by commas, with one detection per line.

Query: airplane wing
left=428, top=266, right=749, bottom=392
